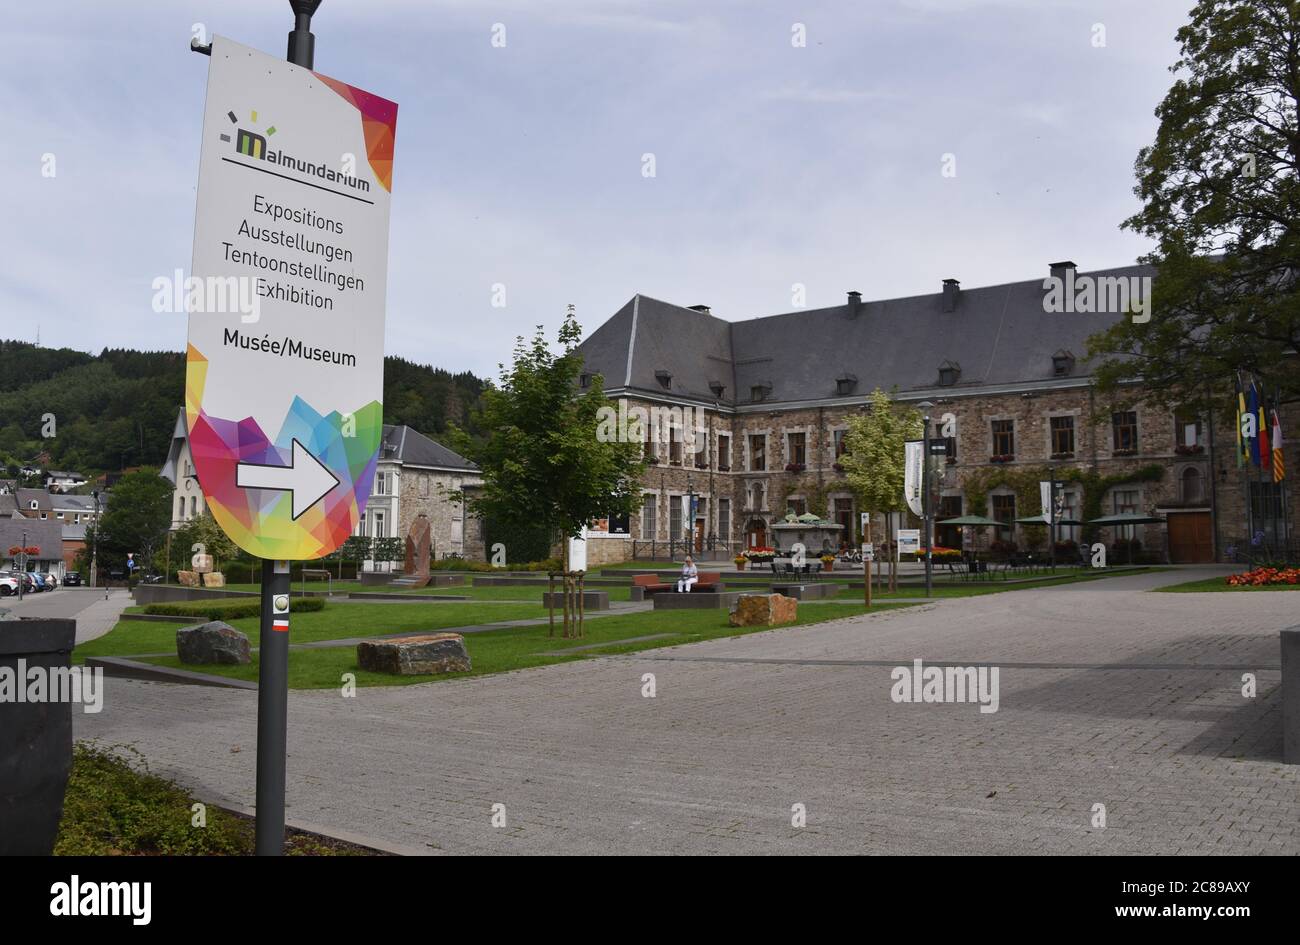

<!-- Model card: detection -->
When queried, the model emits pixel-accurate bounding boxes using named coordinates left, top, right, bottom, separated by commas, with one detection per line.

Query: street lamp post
left=919, top=401, right=935, bottom=598
left=90, top=489, right=100, bottom=589
left=16, top=528, right=27, bottom=602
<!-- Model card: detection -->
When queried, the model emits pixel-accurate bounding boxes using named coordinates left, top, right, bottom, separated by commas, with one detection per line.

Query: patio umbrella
left=1015, top=515, right=1084, bottom=526
left=939, top=514, right=1003, bottom=526
left=1086, top=512, right=1165, bottom=565
left=1086, top=513, right=1165, bottom=526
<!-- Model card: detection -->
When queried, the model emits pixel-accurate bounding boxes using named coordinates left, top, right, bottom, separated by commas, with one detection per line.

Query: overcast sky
left=1, top=0, right=1190, bottom=379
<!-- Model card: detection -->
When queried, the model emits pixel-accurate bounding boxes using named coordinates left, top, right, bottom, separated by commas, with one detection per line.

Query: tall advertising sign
left=186, top=36, right=397, bottom=560
left=904, top=440, right=924, bottom=517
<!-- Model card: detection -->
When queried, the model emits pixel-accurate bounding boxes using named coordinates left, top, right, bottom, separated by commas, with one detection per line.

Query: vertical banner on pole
left=187, top=35, right=398, bottom=560
left=903, top=440, right=924, bottom=518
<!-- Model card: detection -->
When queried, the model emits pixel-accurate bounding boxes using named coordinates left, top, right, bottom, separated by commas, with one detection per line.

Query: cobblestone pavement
left=5, top=587, right=132, bottom=643
left=75, top=567, right=1299, bottom=854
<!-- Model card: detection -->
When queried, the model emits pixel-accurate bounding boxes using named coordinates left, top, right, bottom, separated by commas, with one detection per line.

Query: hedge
left=142, top=597, right=326, bottom=620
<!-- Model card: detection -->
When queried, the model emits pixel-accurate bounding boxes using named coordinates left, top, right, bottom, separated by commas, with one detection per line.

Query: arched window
left=1180, top=467, right=1204, bottom=504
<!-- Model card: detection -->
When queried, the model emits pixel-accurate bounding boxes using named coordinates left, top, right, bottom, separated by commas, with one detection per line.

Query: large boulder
left=177, top=570, right=200, bottom=587
left=201, top=571, right=226, bottom=588
left=728, top=593, right=798, bottom=628
left=176, top=621, right=251, bottom=665
left=357, top=633, right=471, bottom=676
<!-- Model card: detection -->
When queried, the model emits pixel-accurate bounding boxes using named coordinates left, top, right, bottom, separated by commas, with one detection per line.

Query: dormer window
left=579, top=373, right=592, bottom=389
left=1052, top=350, right=1076, bottom=377
left=835, top=373, right=858, bottom=396
left=709, top=380, right=726, bottom=399
left=655, top=370, right=672, bottom=390
left=938, top=360, right=961, bottom=387
left=750, top=384, right=771, bottom=403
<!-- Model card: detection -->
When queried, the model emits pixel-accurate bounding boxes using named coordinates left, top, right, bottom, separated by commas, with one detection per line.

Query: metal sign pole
left=251, top=0, right=321, bottom=857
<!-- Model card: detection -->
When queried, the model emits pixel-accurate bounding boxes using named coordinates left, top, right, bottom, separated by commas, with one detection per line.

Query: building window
left=833, top=429, right=848, bottom=459
left=373, top=511, right=386, bottom=539
left=190, top=497, right=197, bottom=518
left=992, top=419, right=1015, bottom=458
left=375, top=471, right=388, bottom=495
left=643, top=423, right=655, bottom=461
left=787, top=432, right=806, bottom=467
left=749, top=434, right=766, bottom=471
left=788, top=498, right=807, bottom=517
left=694, top=430, right=709, bottom=469
left=641, top=493, right=657, bottom=539
left=938, top=361, right=961, bottom=386
left=177, top=498, right=184, bottom=521
left=579, top=373, right=592, bottom=389
left=944, top=435, right=957, bottom=461
left=1050, top=416, right=1076, bottom=456
left=717, top=434, right=731, bottom=471
left=1112, top=411, right=1138, bottom=452
left=1249, top=481, right=1286, bottom=544
left=1174, top=410, right=1205, bottom=451
left=668, top=427, right=682, bottom=465
left=834, top=497, right=854, bottom=541
left=1113, top=488, right=1139, bottom=539
left=991, top=494, right=1015, bottom=543
left=718, top=498, right=731, bottom=543
left=419, top=474, right=429, bottom=497
left=669, top=498, right=683, bottom=542
left=1180, top=467, right=1204, bottom=504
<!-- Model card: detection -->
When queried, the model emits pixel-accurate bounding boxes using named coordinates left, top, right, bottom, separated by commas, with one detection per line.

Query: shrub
left=1226, top=566, right=1300, bottom=586
left=143, top=597, right=325, bottom=620
left=56, top=744, right=249, bottom=855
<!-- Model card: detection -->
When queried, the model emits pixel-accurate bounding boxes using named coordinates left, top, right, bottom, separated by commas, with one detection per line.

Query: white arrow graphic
left=236, top=438, right=340, bottom=520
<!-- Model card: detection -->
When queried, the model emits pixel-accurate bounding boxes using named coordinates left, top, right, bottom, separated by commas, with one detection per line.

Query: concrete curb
left=86, top=656, right=257, bottom=690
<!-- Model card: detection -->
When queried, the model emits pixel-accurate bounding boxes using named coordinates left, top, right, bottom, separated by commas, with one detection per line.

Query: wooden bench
left=632, top=574, right=673, bottom=595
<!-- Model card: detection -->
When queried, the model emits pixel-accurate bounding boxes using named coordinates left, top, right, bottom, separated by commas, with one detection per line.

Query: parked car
left=0, top=573, right=18, bottom=597
left=39, top=572, right=58, bottom=589
left=28, top=573, right=49, bottom=592
left=63, top=571, right=82, bottom=586
left=3, top=571, right=39, bottom=594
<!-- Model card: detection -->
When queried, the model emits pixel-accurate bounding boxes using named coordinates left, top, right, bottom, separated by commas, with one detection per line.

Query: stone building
left=355, top=424, right=485, bottom=568
left=574, top=261, right=1294, bottom=564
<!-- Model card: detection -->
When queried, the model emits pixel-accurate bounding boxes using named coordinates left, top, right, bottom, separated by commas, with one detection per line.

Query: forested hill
left=0, top=340, right=489, bottom=477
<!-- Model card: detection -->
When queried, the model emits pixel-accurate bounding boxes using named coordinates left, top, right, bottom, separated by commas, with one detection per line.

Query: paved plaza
left=74, top=568, right=1299, bottom=854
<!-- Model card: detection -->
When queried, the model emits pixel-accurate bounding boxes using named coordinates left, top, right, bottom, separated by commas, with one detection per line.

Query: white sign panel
left=896, top=528, right=921, bottom=556
left=185, top=36, right=398, bottom=560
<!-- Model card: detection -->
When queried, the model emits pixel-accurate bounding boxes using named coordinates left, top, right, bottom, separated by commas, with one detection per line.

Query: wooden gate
left=1167, top=511, right=1212, bottom=563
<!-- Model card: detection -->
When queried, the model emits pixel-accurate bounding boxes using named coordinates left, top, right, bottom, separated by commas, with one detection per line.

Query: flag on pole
left=1246, top=380, right=1262, bottom=466
left=1257, top=382, right=1272, bottom=473
left=1273, top=408, right=1285, bottom=483
left=1235, top=375, right=1247, bottom=468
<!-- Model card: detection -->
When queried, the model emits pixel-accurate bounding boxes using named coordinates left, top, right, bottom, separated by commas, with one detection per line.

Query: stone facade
left=603, top=388, right=1296, bottom=565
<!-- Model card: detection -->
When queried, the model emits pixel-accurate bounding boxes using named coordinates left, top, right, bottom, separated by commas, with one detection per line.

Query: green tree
left=1088, top=0, right=1300, bottom=414
left=450, top=307, right=644, bottom=571
left=93, top=469, right=172, bottom=578
left=172, top=511, right=239, bottom=576
left=839, top=389, right=923, bottom=590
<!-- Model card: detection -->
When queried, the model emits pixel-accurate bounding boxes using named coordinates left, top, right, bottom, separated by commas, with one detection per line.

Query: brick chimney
left=1049, top=260, right=1077, bottom=282
left=847, top=290, right=862, bottom=318
left=941, top=278, right=960, bottom=313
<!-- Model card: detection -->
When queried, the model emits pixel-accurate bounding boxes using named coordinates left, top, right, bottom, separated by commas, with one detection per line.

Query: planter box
left=0, top=618, right=76, bottom=855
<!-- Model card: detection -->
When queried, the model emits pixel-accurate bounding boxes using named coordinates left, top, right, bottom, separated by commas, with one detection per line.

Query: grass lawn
left=134, top=602, right=899, bottom=689
left=1154, top=575, right=1300, bottom=593
left=405, top=583, right=634, bottom=602
left=74, top=601, right=549, bottom=662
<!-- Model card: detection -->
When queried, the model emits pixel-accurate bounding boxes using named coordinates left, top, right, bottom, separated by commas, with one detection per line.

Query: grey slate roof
left=0, top=517, right=63, bottom=561
left=577, top=263, right=1155, bottom=406
left=16, top=488, right=51, bottom=512
left=380, top=425, right=478, bottom=472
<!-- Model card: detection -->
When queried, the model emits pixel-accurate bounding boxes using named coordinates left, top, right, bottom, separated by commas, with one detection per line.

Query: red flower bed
left=1226, top=567, right=1300, bottom=587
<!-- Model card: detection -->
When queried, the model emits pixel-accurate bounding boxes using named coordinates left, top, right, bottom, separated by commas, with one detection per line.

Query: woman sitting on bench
left=676, top=555, right=698, bottom=593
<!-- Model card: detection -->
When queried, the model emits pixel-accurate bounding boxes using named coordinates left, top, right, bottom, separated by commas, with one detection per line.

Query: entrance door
left=1167, top=511, right=1212, bottom=563
left=746, top=518, right=767, bottom=549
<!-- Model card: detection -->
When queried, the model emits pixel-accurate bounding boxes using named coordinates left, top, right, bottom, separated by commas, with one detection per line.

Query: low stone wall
left=542, top=590, right=610, bottom=611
